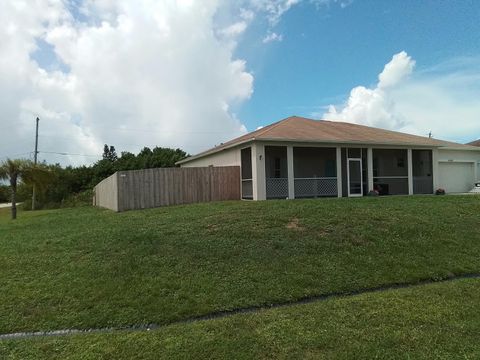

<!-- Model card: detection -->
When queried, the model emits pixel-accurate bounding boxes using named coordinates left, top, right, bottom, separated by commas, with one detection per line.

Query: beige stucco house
left=178, top=117, right=480, bottom=200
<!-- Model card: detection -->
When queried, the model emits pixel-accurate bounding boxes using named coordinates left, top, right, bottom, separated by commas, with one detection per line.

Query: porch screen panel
left=241, top=147, right=253, bottom=199
left=412, top=150, right=433, bottom=194
left=293, top=147, right=338, bottom=198
left=373, top=149, right=408, bottom=195
left=265, top=146, right=288, bottom=199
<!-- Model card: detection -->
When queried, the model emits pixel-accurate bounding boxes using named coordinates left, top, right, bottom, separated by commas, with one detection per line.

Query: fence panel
left=94, top=166, right=241, bottom=212
left=92, top=173, right=119, bottom=211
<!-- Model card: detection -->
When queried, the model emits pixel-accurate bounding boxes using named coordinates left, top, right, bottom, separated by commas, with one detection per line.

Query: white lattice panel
left=294, top=178, right=337, bottom=198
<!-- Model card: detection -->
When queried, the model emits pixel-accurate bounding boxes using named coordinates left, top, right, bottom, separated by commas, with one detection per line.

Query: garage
left=438, top=162, right=475, bottom=193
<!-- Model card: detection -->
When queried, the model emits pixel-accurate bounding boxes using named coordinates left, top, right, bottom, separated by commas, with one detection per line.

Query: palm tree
left=0, top=159, right=51, bottom=220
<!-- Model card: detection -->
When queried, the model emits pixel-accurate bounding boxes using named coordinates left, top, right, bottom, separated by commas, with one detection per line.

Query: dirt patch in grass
left=286, top=218, right=304, bottom=231
left=206, top=224, right=219, bottom=233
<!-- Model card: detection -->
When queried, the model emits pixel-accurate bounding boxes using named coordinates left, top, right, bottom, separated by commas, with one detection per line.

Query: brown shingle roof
left=468, top=139, right=480, bottom=147
left=179, top=116, right=478, bottom=164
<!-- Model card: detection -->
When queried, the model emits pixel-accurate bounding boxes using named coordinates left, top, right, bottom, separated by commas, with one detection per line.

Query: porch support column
left=432, top=148, right=439, bottom=192
left=367, top=148, right=374, bottom=192
left=407, top=148, right=414, bottom=195
left=336, top=147, right=342, bottom=197
left=251, top=143, right=266, bottom=200
left=287, top=145, right=295, bottom=199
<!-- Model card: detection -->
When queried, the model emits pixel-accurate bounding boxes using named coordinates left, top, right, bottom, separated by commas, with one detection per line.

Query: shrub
left=0, top=184, right=9, bottom=203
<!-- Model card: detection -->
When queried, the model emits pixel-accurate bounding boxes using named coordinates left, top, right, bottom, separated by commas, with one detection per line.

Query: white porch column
left=336, top=147, right=342, bottom=197
left=367, top=148, right=374, bottom=192
left=432, top=148, right=439, bottom=192
left=407, top=148, right=414, bottom=195
left=251, top=143, right=266, bottom=200
left=287, top=145, right=295, bottom=199
left=475, top=161, right=479, bottom=182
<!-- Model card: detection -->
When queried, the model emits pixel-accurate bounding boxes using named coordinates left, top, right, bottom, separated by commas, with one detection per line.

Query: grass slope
left=0, top=196, right=479, bottom=334
left=2, top=278, right=479, bottom=359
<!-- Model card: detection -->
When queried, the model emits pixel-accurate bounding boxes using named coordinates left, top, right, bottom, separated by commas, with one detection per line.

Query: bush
left=61, top=190, right=94, bottom=208
left=0, top=185, right=9, bottom=203
left=22, top=190, right=94, bottom=210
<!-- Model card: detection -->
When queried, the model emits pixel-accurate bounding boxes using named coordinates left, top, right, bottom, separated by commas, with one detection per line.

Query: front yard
left=0, top=195, right=479, bottom=358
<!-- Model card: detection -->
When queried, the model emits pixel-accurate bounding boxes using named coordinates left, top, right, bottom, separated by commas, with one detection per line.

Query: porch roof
left=178, top=116, right=479, bottom=165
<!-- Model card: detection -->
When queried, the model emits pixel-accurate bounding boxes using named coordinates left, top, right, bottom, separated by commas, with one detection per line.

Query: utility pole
left=32, top=117, right=39, bottom=211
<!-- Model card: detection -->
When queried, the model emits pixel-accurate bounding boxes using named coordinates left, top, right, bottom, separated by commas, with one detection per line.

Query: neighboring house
left=468, top=139, right=480, bottom=147
left=178, top=116, right=480, bottom=199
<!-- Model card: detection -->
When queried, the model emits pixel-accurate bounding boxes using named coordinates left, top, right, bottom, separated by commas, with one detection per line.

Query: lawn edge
left=2, top=272, right=479, bottom=341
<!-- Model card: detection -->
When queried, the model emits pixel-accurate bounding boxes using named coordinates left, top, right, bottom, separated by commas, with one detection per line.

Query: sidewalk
left=0, top=203, right=21, bottom=209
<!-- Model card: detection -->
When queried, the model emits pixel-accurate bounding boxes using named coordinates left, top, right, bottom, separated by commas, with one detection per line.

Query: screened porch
left=264, top=146, right=338, bottom=199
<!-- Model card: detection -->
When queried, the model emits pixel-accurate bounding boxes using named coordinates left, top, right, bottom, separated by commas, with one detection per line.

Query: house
left=178, top=117, right=480, bottom=200
left=468, top=139, right=480, bottom=147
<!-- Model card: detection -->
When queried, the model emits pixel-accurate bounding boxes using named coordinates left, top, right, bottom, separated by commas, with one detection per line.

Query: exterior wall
left=93, top=172, right=119, bottom=211
left=180, top=147, right=241, bottom=168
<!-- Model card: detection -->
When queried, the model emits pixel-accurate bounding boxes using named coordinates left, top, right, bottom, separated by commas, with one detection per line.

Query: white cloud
left=250, top=0, right=301, bottom=26
left=378, top=51, right=415, bottom=89
left=262, top=32, right=283, bottom=43
left=323, top=51, right=480, bottom=143
left=324, top=51, right=414, bottom=129
left=249, top=0, right=350, bottom=45
left=219, top=21, right=248, bottom=37
left=311, top=0, right=353, bottom=9
left=0, top=0, right=254, bottom=165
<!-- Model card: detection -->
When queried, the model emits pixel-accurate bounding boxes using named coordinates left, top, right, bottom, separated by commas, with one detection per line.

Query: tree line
left=0, top=145, right=188, bottom=215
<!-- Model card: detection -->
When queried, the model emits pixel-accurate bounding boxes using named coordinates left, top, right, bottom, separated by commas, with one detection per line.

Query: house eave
left=175, top=138, right=255, bottom=165
left=177, top=137, right=479, bottom=166
left=257, top=138, right=446, bottom=148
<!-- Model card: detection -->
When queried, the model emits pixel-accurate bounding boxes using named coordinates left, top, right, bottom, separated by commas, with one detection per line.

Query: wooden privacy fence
left=93, top=166, right=241, bottom=212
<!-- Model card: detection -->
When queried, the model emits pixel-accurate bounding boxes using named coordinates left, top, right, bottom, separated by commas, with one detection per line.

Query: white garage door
left=438, top=162, right=475, bottom=193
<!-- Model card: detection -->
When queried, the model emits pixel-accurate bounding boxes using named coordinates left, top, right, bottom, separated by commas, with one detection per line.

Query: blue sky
left=1, top=0, right=480, bottom=165
left=236, top=0, right=480, bottom=134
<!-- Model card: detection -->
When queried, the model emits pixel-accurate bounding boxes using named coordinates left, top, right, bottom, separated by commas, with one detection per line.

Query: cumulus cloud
left=324, top=51, right=415, bottom=129
left=323, top=51, right=480, bottom=142
left=0, top=0, right=254, bottom=164
left=378, top=51, right=416, bottom=88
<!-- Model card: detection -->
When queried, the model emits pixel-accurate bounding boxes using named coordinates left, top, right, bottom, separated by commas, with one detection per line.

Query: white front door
left=348, top=159, right=363, bottom=197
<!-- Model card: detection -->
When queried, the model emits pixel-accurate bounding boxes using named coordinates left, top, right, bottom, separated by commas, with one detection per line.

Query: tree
left=0, top=159, right=51, bottom=220
left=102, top=144, right=118, bottom=162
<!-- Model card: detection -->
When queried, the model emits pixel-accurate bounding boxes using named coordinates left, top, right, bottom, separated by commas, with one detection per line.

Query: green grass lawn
left=0, top=195, right=480, bottom=357
left=0, top=195, right=479, bottom=334
left=2, top=278, right=479, bottom=359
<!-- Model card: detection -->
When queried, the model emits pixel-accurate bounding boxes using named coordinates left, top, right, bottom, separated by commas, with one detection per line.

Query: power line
left=0, top=152, right=33, bottom=161
left=38, top=150, right=99, bottom=158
